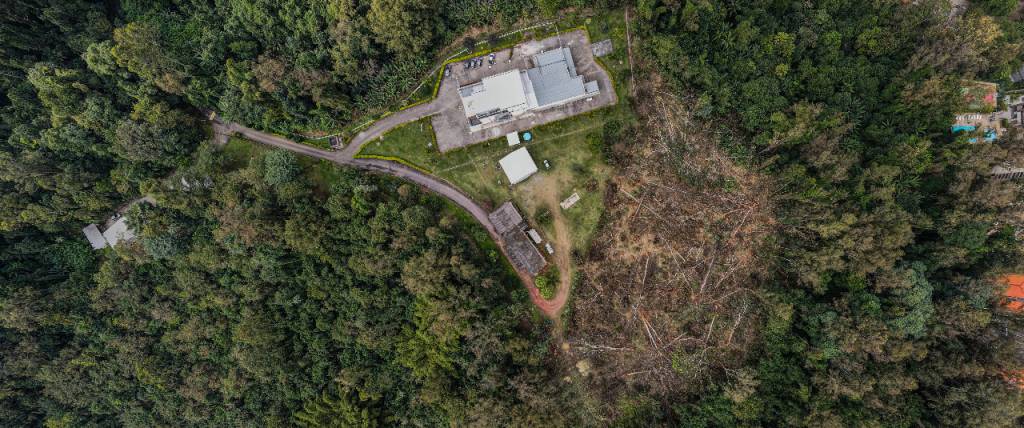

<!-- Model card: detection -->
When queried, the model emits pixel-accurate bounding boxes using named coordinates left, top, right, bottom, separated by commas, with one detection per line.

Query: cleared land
left=961, top=80, right=999, bottom=112
left=567, top=83, right=777, bottom=411
left=359, top=105, right=619, bottom=255
left=359, top=10, right=634, bottom=254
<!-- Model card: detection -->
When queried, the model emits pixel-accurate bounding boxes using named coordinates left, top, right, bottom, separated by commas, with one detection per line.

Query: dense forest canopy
left=2, top=143, right=587, bottom=426
left=624, top=0, right=1024, bottom=425
left=0, top=1, right=602, bottom=425
left=2, top=0, right=1024, bottom=426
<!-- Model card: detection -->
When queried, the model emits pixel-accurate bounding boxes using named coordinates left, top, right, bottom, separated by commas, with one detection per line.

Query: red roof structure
left=1003, top=275, right=1024, bottom=312
left=999, top=275, right=1024, bottom=389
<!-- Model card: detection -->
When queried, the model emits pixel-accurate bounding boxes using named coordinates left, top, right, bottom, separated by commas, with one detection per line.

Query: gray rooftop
left=489, top=201, right=524, bottom=235
left=82, top=224, right=107, bottom=249
left=503, top=229, right=547, bottom=276
left=527, top=47, right=588, bottom=108
left=591, top=39, right=613, bottom=57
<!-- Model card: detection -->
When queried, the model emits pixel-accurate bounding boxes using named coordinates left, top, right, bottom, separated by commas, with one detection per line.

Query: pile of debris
left=569, top=84, right=776, bottom=399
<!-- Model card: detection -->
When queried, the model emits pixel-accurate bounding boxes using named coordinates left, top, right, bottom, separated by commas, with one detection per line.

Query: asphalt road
left=338, top=101, right=443, bottom=159
left=210, top=116, right=558, bottom=318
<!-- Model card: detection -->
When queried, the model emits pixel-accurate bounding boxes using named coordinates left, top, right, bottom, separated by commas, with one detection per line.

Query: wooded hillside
left=4, top=0, right=1024, bottom=426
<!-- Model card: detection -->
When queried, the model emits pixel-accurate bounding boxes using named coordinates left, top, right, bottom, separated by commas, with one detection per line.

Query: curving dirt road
left=212, top=116, right=561, bottom=318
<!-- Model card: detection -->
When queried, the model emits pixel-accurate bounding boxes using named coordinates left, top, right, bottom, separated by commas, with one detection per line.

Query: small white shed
left=506, top=131, right=521, bottom=147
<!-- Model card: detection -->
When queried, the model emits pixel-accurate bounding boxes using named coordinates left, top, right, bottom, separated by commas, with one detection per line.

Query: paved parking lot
left=431, top=30, right=618, bottom=152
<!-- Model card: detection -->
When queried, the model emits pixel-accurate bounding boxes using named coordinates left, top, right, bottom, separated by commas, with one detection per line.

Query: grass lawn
left=357, top=104, right=620, bottom=255
left=355, top=9, right=636, bottom=256
left=585, top=12, right=634, bottom=102
left=357, top=118, right=444, bottom=172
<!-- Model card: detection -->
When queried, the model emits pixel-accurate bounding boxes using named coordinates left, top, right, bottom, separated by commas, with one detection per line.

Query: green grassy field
left=356, top=104, right=620, bottom=255
left=355, top=10, right=635, bottom=255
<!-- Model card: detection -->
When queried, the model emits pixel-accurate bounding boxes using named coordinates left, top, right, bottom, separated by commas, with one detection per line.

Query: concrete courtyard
left=431, top=30, right=618, bottom=152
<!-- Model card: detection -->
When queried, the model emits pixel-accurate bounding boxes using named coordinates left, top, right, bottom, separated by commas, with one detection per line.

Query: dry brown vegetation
left=567, top=81, right=777, bottom=404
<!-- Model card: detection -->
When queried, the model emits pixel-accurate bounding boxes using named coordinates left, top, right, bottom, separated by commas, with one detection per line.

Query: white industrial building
left=499, top=147, right=539, bottom=185
left=459, top=47, right=600, bottom=132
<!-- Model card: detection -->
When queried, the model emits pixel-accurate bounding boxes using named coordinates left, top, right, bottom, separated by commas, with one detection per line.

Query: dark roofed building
left=489, top=201, right=525, bottom=235
left=505, top=228, right=547, bottom=276
left=488, top=201, right=547, bottom=276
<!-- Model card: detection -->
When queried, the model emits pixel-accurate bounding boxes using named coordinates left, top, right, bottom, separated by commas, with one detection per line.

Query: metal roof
left=459, top=70, right=531, bottom=117
left=526, top=47, right=588, bottom=108
left=82, top=224, right=107, bottom=249
left=489, top=202, right=524, bottom=235
left=102, top=217, right=136, bottom=247
left=498, top=147, right=539, bottom=185
left=506, top=131, right=521, bottom=146
left=504, top=229, right=547, bottom=276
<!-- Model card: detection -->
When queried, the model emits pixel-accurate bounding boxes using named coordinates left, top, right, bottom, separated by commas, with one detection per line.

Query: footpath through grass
left=354, top=9, right=636, bottom=257
left=356, top=104, right=623, bottom=255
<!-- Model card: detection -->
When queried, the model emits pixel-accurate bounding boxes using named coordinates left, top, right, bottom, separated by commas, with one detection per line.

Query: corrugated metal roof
left=527, top=47, right=588, bottom=108
left=534, top=48, right=569, bottom=67
left=489, top=202, right=524, bottom=235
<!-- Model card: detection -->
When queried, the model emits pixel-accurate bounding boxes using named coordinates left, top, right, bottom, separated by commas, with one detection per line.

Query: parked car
left=444, top=66, right=450, bottom=77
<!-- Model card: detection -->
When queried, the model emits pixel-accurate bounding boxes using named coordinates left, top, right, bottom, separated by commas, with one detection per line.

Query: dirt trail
left=210, top=115, right=561, bottom=319
left=533, top=177, right=574, bottom=320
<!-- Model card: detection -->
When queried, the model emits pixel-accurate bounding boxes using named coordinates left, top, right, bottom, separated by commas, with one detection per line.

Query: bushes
left=535, top=268, right=559, bottom=299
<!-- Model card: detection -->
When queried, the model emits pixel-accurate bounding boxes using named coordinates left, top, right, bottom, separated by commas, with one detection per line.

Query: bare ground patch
left=567, top=80, right=778, bottom=406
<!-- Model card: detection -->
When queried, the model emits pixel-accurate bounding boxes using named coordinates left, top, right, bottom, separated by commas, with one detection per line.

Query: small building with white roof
left=506, top=131, right=521, bottom=146
left=82, top=224, right=107, bottom=249
left=102, top=217, right=136, bottom=247
left=499, top=147, right=539, bottom=185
